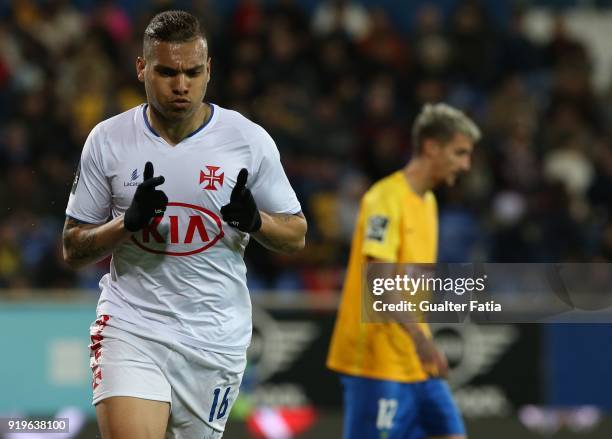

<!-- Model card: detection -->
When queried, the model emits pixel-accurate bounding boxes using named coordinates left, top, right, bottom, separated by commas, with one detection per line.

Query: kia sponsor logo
left=131, top=202, right=224, bottom=256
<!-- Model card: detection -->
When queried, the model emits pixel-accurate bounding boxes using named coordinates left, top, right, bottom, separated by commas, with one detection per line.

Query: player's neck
left=147, top=103, right=210, bottom=146
left=403, top=159, right=434, bottom=197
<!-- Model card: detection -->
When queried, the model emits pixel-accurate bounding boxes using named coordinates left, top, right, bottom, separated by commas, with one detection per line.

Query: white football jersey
left=66, top=103, right=301, bottom=353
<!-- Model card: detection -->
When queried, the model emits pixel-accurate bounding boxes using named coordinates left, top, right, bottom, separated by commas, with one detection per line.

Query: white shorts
left=89, top=315, right=246, bottom=438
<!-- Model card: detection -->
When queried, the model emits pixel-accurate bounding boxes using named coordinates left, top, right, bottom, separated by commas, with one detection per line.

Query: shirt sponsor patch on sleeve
left=366, top=215, right=389, bottom=242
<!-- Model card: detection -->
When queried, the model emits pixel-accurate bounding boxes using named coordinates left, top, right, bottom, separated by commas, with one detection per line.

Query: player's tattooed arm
left=252, top=211, right=307, bottom=254
left=62, top=216, right=132, bottom=269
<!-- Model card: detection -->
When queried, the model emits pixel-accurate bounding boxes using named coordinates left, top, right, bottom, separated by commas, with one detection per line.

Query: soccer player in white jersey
left=62, top=10, right=307, bottom=439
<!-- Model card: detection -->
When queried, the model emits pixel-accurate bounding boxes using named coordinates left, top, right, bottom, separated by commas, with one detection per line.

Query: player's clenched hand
left=413, top=332, right=449, bottom=379
left=124, top=161, right=168, bottom=232
left=432, top=348, right=449, bottom=379
left=221, top=168, right=262, bottom=233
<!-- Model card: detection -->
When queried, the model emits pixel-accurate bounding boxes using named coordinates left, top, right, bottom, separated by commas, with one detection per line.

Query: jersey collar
left=142, top=103, right=216, bottom=141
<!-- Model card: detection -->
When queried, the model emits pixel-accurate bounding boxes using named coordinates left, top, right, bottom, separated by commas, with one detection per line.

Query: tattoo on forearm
left=255, top=213, right=305, bottom=253
left=277, top=214, right=293, bottom=223
left=255, top=233, right=298, bottom=253
left=63, top=218, right=108, bottom=263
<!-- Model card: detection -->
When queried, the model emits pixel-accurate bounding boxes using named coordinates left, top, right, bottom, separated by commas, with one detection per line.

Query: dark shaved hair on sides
left=143, top=10, right=207, bottom=59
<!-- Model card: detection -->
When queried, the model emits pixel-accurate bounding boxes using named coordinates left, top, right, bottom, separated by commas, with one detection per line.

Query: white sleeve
left=249, top=126, right=301, bottom=215
left=65, top=124, right=112, bottom=224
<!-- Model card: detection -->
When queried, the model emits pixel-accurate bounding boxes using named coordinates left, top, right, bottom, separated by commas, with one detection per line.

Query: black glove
left=221, top=168, right=262, bottom=233
left=124, top=162, right=168, bottom=232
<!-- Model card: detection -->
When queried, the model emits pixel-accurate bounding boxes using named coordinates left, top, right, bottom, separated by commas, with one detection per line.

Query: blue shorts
left=340, top=375, right=465, bottom=439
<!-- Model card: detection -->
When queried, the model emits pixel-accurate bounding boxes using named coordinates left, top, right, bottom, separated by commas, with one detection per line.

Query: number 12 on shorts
left=209, top=387, right=231, bottom=422
left=376, top=398, right=397, bottom=430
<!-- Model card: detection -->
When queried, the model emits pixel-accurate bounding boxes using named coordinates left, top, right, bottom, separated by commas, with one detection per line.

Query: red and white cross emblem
left=199, top=165, right=224, bottom=190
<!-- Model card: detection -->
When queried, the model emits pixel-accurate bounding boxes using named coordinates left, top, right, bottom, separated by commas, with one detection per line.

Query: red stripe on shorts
left=89, top=315, right=110, bottom=390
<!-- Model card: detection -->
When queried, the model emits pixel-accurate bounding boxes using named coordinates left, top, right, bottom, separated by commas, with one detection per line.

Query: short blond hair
left=412, top=103, right=481, bottom=154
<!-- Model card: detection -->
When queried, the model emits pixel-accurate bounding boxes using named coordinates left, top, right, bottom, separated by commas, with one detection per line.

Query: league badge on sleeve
left=366, top=215, right=389, bottom=242
left=71, top=161, right=81, bottom=194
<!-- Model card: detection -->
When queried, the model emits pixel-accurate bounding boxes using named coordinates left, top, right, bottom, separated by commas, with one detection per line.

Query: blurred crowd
left=1, top=0, right=611, bottom=293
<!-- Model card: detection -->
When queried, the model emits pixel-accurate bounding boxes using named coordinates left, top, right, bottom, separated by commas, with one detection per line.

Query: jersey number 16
left=209, top=387, right=231, bottom=422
